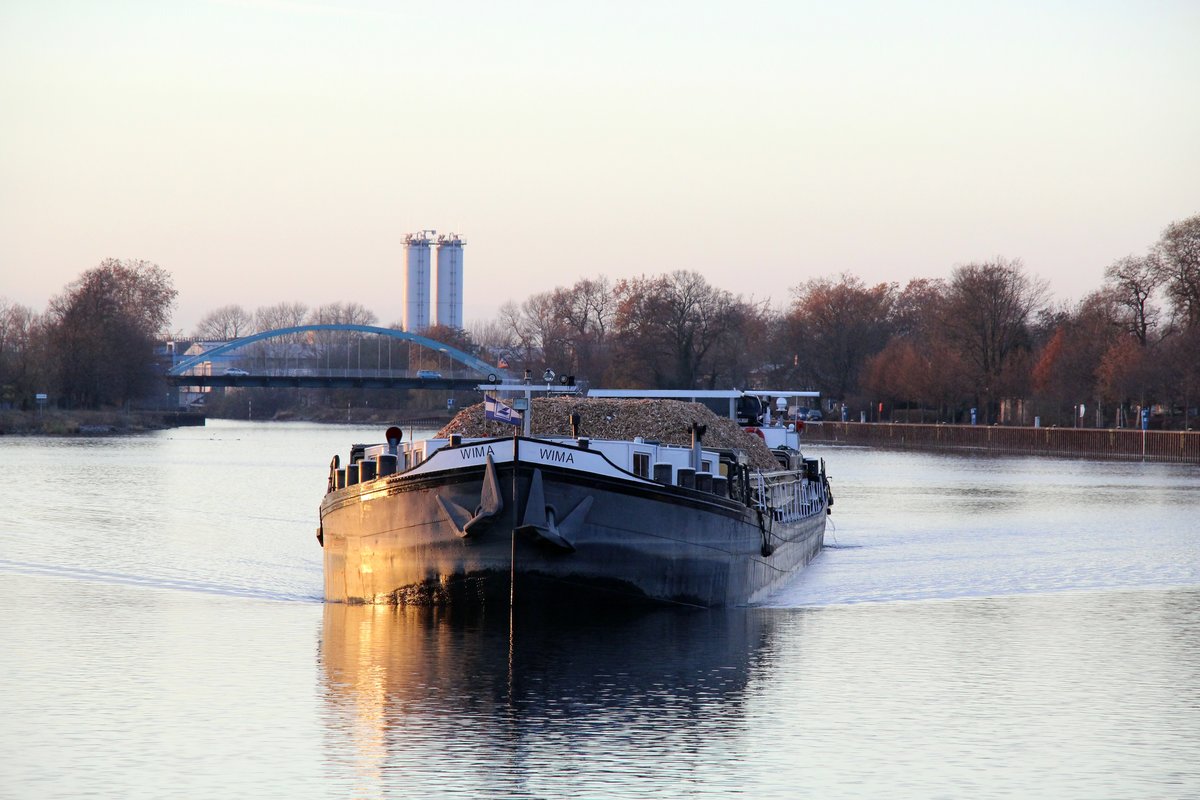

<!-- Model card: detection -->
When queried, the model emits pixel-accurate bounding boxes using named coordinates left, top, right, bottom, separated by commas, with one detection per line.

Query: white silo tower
left=435, top=233, right=464, bottom=329
left=403, top=231, right=433, bottom=332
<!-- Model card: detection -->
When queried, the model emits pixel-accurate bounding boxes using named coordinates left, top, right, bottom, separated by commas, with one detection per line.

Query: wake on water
left=0, top=558, right=324, bottom=604
left=762, top=512, right=1199, bottom=608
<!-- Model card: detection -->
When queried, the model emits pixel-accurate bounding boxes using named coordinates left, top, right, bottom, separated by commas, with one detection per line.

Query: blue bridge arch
left=169, top=324, right=500, bottom=376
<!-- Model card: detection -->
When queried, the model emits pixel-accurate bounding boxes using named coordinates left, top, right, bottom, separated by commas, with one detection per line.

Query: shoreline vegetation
left=0, top=409, right=203, bottom=436
left=3, top=214, right=1200, bottom=439
left=0, top=407, right=453, bottom=436
left=7, top=406, right=1196, bottom=465
left=4, top=216, right=1199, bottom=436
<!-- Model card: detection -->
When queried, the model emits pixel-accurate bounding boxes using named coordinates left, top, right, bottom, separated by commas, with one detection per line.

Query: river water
left=1, top=420, right=1197, bottom=799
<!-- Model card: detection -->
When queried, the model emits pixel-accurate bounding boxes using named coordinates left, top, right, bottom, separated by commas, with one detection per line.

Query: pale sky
left=2, top=0, right=1197, bottom=334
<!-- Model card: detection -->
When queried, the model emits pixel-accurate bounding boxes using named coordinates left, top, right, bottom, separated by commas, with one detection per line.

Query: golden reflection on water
left=5, top=424, right=1199, bottom=799
left=317, top=604, right=774, bottom=798
left=319, top=604, right=483, bottom=799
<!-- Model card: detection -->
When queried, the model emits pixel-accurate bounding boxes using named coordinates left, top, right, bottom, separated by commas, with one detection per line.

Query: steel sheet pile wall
left=802, top=423, right=1200, bottom=464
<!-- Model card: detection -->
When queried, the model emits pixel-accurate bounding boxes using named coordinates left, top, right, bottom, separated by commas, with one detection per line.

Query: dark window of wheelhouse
left=633, top=451, right=650, bottom=478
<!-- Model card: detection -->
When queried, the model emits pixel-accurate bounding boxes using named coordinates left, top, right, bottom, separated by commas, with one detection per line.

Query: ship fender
left=823, top=468, right=834, bottom=512
left=326, top=454, right=340, bottom=494
left=435, top=454, right=505, bottom=537
left=756, top=508, right=775, bottom=557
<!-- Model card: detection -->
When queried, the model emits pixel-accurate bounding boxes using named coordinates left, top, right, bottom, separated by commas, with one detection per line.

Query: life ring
left=744, top=426, right=766, bottom=440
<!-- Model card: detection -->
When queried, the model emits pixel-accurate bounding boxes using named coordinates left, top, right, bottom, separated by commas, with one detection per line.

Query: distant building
left=435, top=233, right=464, bottom=329
left=404, top=230, right=465, bottom=331
left=403, top=231, right=433, bottom=332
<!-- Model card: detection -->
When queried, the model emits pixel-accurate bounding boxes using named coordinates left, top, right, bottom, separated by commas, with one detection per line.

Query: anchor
left=436, top=454, right=504, bottom=538
left=515, top=468, right=592, bottom=553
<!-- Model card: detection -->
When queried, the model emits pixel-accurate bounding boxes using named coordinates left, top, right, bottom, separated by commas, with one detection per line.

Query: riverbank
left=0, top=409, right=205, bottom=436
left=2, top=404, right=458, bottom=434
left=219, top=406, right=454, bottom=428
left=802, top=421, right=1200, bottom=464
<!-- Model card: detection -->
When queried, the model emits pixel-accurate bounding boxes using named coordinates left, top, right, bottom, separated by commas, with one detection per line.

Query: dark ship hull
left=319, top=436, right=828, bottom=608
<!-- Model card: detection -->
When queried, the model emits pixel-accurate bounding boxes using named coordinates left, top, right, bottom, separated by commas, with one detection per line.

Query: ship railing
left=751, top=471, right=824, bottom=524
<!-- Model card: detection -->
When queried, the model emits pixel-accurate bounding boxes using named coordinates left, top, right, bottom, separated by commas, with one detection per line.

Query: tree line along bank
left=1, top=214, right=1196, bottom=430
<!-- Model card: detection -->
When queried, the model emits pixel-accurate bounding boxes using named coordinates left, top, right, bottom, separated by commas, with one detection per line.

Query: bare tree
left=301, top=303, right=379, bottom=374
left=246, top=302, right=312, bottom=358
left=308, top=302, right=378, bottom=326
left=783, top=274, right=896, bottom=405
left=305, top=303, right=377, bottom=365
left=414, top=323, right=481, bottom=374
left=1156, top=214, right=1200, bottom=329
left=486, top=277, right=618, bottom=381
left=468, top=318, right=519, bottom=370
left=193, top=304, right=254, bottom=341
left=0, top=298, right=43, bottom=407
left=705, top=297, right=772, bottom=389
left=254, top=301, right=310, bottom=332
left=1104, top=254, right=1163, bottom=345
left=549, top=277, right=615, bottom=380
left=520, top=291, right=573, bottom=373
left=496, top=300, right=538, bottom=373
left=610, top=271, right=745, bottom=389
left=938, top=258, right=1047, bottom=422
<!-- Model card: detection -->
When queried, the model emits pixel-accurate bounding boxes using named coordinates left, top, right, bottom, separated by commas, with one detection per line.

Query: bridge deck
left=168, top=375, right=490, bottom=390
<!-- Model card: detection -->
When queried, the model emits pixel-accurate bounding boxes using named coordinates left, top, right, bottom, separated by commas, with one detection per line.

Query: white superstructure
left=435, top=233, right=464, bottom=329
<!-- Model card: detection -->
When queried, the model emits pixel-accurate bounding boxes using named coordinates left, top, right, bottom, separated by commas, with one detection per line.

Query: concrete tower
left=435, top=233, right=464, bottom=329
left=403, top=231, right=433, bottom=332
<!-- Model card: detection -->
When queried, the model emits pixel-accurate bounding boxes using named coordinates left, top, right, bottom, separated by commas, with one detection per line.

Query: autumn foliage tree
left=1030, top=294, right=1120, bottom=425
left=938, top=258, right=1046, bottom=423
left=611, top=271, right=751, bottom=389
left=133, top=212, right=1200, bottom=425
left=45, top=259, right=177, bottom=408
left=782, top=274, right=895, bottom=406
left=861, top=338, right=925, bottom=416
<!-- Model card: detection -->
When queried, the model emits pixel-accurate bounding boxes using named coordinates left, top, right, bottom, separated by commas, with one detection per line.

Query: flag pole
left=510, top=430, right=519, bottom=608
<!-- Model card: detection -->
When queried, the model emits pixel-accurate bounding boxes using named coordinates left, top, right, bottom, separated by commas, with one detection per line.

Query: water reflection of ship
left=318, top=604, right=779, bottom=795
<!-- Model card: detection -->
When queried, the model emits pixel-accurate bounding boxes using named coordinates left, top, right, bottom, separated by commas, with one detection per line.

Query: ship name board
left=459, top=445, right=495, bottom=461
left=538, top=447, right=575, bottom=464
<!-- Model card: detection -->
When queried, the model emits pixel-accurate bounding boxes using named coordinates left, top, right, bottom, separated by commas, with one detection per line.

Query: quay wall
left=801, top=422, right=1200, bottom=464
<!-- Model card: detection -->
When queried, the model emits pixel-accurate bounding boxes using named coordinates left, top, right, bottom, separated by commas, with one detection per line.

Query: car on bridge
left=417, top=370, right=442, bottom=379
left=224, top=368, right=249, bottom=376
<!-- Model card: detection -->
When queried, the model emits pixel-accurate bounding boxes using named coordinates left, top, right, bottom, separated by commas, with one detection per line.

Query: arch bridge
left=167, top=324, right=506, bottom=390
